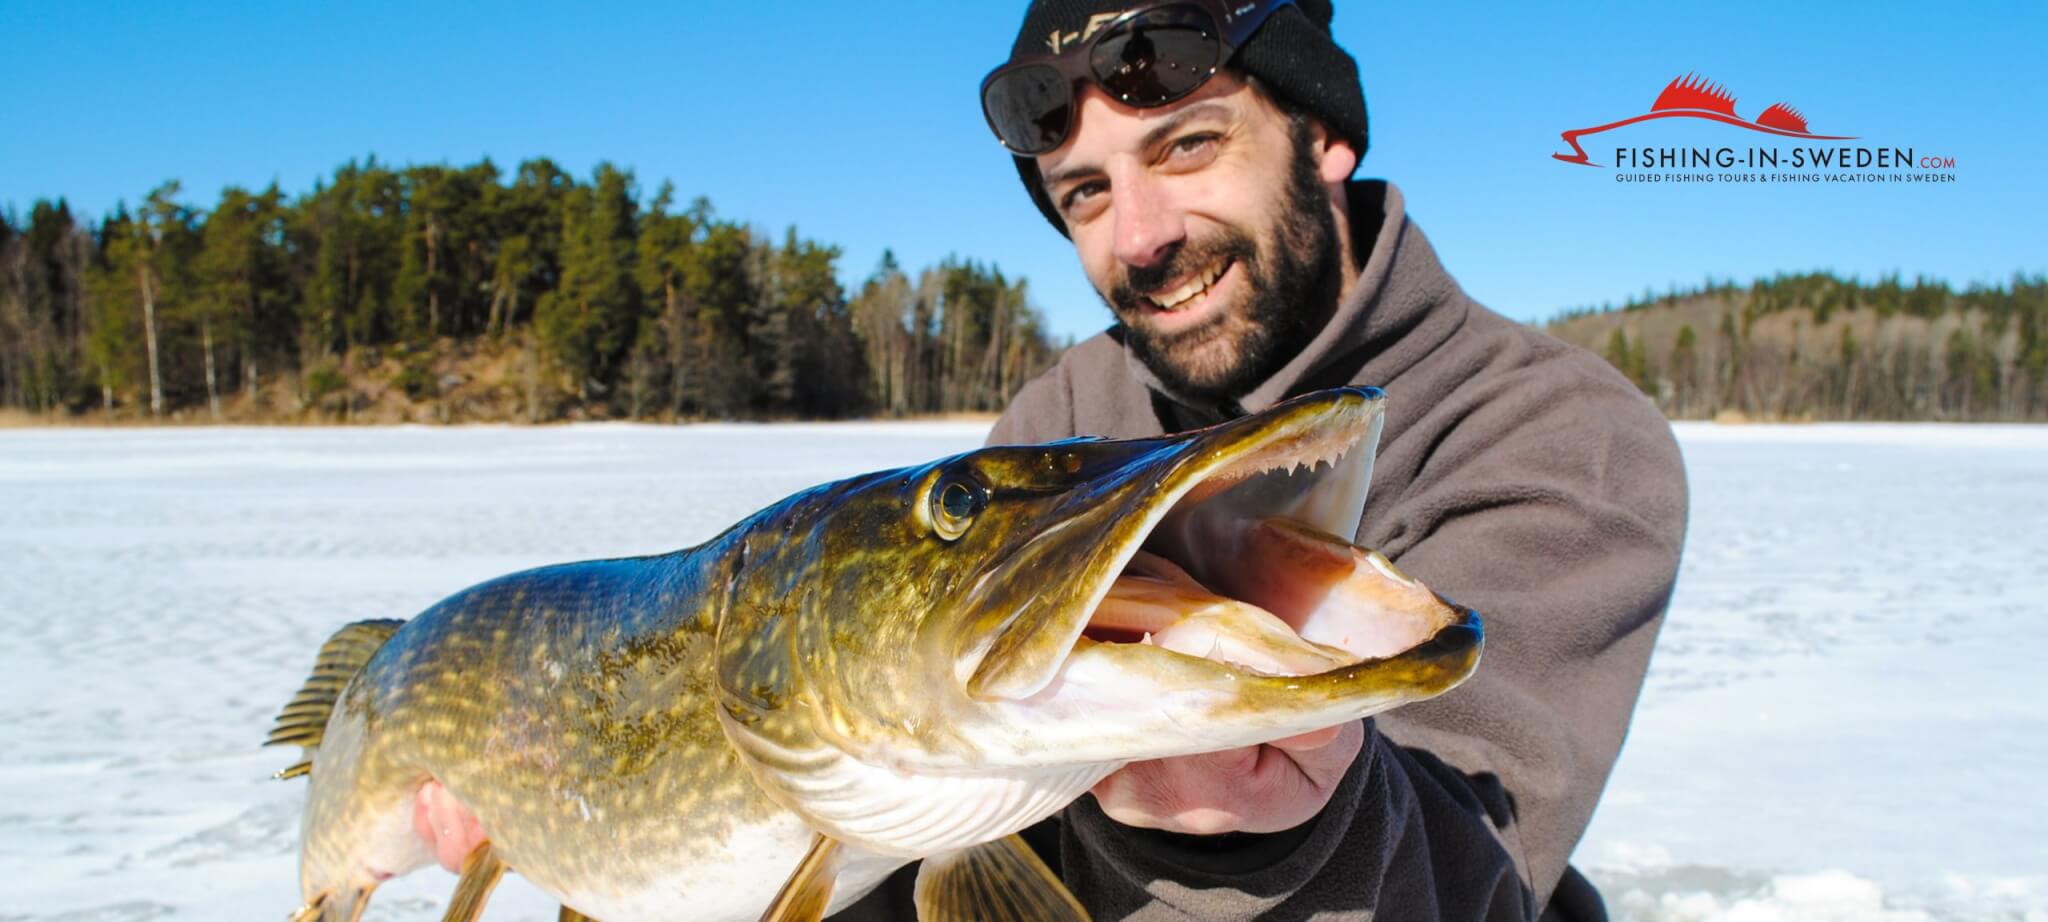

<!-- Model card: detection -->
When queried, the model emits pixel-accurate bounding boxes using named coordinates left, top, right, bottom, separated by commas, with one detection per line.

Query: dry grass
left=0, top=341, right=1007, bottom=428
left=0, top=407, right=70, bottom=428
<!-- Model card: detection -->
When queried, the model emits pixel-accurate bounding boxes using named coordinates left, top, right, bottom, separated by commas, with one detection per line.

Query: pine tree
left=197, top=184, right=291, bottom=414
left=535, top=163, right=640, bottom=403
left=1668, top=324, right=1698, bottom=415
left=634, top=182, right=697, bottom=416
left=102, top=182, right=201, bottom=417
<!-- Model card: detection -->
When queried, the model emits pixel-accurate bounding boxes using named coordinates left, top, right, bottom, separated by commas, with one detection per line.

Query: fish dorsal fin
left=759, top=833, right=845, bottom=922
left=263, top=619, right=405, bottom=777
left=914, top=834, right=1090, bottom=922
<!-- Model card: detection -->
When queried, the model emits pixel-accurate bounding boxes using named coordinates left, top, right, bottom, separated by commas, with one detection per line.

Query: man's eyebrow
left=1041, top=161, right=1101, bottom=191
left=1137, top=102, right=1235, bottom=154
left=1040, top=102, right=1238, bottom=192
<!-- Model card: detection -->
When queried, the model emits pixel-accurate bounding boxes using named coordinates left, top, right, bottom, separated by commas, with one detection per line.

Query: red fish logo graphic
left=1553, top=74, right=1856, bottom=166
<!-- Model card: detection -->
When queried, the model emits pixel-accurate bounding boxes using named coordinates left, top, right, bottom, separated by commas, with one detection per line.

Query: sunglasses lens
left=984, top=64, right=1072, bottom=154
left=1089, top=8, right=1221, bottom=106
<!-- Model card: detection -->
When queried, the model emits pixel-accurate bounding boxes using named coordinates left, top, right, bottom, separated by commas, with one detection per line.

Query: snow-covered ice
left=0, top=420, right=2041, bottom=921
left=1578, top=423, right=2048, bottom=922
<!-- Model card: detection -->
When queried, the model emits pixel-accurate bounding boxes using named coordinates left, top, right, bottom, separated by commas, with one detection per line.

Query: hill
left=1544, top=273, right=2048, bottom=422
left=0, top=158, right=1058, bottom=424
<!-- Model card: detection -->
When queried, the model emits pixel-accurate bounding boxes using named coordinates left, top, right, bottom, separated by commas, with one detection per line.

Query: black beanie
left=999, top=0, right=1369, bottom=237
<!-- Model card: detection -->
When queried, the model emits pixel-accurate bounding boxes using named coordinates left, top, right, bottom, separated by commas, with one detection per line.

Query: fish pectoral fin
left=558, top=906, right=598, bottom=922
left=758, top=833, right=845, bottom=922
left=442, top=841, right=507, bottom=922
left=914, top=834, right=1090, bottom=922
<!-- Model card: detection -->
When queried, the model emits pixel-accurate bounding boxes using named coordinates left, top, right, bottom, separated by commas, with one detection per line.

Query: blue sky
left=3, top=1, right=2042, bottom=342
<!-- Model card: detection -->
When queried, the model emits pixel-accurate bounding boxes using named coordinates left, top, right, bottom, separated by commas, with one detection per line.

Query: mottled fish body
left=270, top=386, right=1483, bottom=922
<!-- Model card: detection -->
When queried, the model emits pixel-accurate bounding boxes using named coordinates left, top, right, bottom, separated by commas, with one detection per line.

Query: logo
left=1046, top=11, right=1128, bottom=55
left=1551, top=74, right=1957, bottom=185
left=1554, top=74, right=1853, bottom=166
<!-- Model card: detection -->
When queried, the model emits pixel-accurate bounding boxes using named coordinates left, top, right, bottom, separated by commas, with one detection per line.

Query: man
left=861, top=1, right=1685, bottom=919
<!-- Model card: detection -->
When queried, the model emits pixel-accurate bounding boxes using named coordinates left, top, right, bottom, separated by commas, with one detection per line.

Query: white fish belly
left=549, top=812, right=906, bottom=922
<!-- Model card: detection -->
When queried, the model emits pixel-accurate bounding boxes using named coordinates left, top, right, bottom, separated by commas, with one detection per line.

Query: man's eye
left=1060, top=181, right=1107, bottom=213
left=1166, top=133, right=1220, bottom=164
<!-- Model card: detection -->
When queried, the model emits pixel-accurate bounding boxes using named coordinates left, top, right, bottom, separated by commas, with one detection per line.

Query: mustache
left=1109, top=233, right=1257, bottom=312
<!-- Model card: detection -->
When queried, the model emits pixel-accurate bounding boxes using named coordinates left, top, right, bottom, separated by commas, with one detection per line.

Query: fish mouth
left=961, top=386, right=1482, bottom=737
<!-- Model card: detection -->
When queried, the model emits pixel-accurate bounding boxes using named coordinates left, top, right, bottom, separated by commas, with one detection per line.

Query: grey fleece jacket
left=839, top=180, right=1687, bottom=920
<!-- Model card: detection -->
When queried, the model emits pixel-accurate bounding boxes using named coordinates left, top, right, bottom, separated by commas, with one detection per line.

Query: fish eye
left=940, top=482, right=976, bottom=518
left=929, top=476, right=987, bottom=541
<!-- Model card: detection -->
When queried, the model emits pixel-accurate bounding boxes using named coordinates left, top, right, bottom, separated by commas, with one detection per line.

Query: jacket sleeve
left=1364, top=355, right=1687, bottom=913
left=1052, top=356, right=1686, bottom=919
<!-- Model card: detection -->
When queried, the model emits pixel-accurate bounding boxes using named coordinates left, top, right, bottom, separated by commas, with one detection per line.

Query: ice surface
left=1579, top=423, right=2048, bottom=922
left=0, top=421, right=2042, bottom=921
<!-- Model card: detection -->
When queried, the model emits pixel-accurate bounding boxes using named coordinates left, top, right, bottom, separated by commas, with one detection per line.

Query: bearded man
left=859, top=1, right=1688, bottom=919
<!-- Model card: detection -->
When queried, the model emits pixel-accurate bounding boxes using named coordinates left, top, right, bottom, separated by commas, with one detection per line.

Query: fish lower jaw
left=992, top=647, right=1430, bottom=765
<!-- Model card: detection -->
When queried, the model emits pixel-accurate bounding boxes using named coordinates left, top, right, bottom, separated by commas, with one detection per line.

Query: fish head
left=716, top=385, right=1479, bottom=779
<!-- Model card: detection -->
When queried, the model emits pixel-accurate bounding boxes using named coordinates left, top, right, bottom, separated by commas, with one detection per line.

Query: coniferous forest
left=1545, top=273, right=2048, bottom=422
left=0, top=157, right=1060, bottom=422
left=5, top=159, right=2044, bottom=424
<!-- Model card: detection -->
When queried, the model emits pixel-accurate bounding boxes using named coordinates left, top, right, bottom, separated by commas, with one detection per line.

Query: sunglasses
left=980, top=0, right=1297, bottom=155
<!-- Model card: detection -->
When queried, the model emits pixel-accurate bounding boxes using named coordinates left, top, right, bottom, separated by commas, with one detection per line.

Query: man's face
left=1036, top=73, right=1357, bottom=403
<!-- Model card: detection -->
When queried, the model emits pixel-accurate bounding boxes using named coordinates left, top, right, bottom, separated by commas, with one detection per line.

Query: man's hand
left=1089, top=721, right=1363, bottom=835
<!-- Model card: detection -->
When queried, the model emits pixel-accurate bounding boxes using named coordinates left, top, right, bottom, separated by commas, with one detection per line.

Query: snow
left=1, top=420, right=2042, bottom=921
left=1578, top=422, right=2048, bottom=922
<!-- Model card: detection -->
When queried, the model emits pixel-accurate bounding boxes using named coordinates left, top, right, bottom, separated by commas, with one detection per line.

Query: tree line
left=1546, top=272, right=2048, bottom=421
left=0, top=157, right=1063, bottom=422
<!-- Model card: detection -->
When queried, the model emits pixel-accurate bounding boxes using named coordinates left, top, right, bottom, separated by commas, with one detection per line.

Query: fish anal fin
left=265, top=619, right=405, bottom=779
left=758, top=833, right=844, bottom=922
left=558, top=906, right=598, bottom=921
left=914, top=834, right=1089, bottom=922
left=442, top=841, right=506, bottom=922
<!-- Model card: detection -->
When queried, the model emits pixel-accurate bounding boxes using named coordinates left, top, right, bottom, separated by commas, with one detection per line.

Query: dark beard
left=1106, top=121, right=1340, bottom=406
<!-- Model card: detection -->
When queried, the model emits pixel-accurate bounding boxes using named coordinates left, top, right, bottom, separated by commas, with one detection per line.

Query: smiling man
left=955, top=1, right=1689, bottom=920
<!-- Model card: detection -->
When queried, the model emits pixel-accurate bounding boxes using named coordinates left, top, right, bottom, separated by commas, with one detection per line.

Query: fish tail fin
left=264, top=619, right=406, bottom=778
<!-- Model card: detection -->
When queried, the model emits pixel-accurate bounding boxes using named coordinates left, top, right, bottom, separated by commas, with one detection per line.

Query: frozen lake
left=0, top=421, right=2042, bottom=921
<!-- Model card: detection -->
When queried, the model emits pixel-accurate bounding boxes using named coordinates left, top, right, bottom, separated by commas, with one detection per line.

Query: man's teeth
left=1151, top=261, right=1227, bottom=311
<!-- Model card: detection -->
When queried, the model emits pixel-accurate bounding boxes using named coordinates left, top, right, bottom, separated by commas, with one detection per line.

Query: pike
left=267, top=386, right=1482, bottom=922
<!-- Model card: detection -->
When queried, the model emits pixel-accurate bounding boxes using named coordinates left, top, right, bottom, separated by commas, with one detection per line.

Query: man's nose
left=1110, top=171, right=1185, bottom=270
